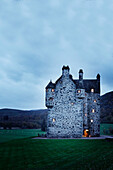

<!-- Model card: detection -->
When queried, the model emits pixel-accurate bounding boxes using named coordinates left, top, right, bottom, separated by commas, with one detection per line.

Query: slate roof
left=46, top=76, right=100, bottom=93
left=74, top=79, right=100, bottom=93
left=46, top=81, right=56, bottom=89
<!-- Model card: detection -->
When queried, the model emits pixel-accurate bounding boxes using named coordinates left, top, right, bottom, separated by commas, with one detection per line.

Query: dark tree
left=41, top=118, right=47, bottom=131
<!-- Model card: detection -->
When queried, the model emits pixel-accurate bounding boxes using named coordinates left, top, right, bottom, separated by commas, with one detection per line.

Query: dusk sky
left=0, top=0, right=113, bottom=110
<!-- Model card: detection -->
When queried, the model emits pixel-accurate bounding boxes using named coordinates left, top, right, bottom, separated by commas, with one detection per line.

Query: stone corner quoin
left=45, top=65, right=100, bottom=138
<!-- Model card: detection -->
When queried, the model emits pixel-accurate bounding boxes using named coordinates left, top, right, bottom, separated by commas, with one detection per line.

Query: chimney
left=78, top=69, right=84, bottom=89
left=62, top=65, right=70, bottom=77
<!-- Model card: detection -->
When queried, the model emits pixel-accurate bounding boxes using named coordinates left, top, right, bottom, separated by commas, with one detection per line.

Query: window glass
left=52, top=118, right=55, bottom=122
left=92, top=109, right=95, bottom=113
left=91, top=89, right=94, bottom=92
left=77, top=90, right=81, bottom=93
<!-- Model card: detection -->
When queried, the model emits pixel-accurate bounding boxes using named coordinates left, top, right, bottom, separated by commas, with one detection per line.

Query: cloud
left=0, top=0, right=113, bottom=109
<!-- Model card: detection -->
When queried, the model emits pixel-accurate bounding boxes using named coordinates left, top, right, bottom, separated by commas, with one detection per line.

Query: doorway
left=84, top=129, right=89, bottom=137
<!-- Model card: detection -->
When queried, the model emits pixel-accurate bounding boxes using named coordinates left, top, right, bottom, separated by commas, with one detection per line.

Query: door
left=84, top=129, right=89, bottom=137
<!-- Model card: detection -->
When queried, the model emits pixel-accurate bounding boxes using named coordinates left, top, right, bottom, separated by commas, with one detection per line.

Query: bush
left=109, top=127, right=113, bottom=134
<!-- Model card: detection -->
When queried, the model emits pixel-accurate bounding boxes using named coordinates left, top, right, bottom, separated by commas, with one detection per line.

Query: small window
left=91, top=119, right=93, bottom=123
left=52, top=89, right=55, bottom=92
left=46, top=89, right=48, bottom=92
left=94, top=100, right=96, bottom=103
left=52, top=118, right=55, bottom=122
left=49, top=97, right=53, bottom=101
left=92, top=109, right=95, bottom=113
left=77, top=90, right=81, bottom=93
left=71, top=102, right=74, bottom=105
left=85, top=113, right=87, bottom=117
left=60, top=80, right=62, bottom=84
left=91, top=89, right=94, bottom=93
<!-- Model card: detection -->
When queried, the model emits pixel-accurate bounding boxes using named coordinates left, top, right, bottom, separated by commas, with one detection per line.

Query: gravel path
left=33, top=135, right=113, bottom=140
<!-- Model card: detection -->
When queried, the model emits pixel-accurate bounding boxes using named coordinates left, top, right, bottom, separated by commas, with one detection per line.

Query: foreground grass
left=0, top=138, right=113, bottom=170
left=0, top=126, right=113, bottom=170
left=0, top=129, right=45, bottom=143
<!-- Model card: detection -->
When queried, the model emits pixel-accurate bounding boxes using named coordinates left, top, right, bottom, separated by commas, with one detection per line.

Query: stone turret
left=45, top=80, right=55, bottom=108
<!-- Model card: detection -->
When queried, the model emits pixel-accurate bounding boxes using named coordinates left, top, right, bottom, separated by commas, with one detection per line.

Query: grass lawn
left=0, top=125, right=113, bottom=170
left=100, top=124, right=113, bottom=135
left=0, top=129, right=46, bottom=143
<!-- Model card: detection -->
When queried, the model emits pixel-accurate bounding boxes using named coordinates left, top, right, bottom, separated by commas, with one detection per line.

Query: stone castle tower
left=45, top=66, right=100, bottom=138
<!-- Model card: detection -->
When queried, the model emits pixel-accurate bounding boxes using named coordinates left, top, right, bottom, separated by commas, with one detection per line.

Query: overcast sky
left=0, top=0, right=113, bottom=110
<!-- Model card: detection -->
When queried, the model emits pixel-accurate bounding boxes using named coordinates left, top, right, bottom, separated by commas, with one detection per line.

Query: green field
left=100, top=124, right=113, bottom=135
left=0, top=129, right=46, bottom=143
left=0, top=125, right=113, bottom=170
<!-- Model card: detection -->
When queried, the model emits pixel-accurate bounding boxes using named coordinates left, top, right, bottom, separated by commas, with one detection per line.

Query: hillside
left=0, top=91, right=113, bottom=129
left=0, top=108, right=48, bottom=129
left=100, top=91, right=113, bottom=123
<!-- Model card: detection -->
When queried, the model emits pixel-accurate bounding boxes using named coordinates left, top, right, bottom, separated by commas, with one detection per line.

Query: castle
left=45, top=66, right=100, bottom=138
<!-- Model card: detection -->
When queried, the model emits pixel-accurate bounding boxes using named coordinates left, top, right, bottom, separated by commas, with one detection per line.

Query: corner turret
left=45, top=80, right=55, bottom=108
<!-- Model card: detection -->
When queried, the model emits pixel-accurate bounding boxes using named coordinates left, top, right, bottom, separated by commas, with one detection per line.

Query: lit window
left=77, top=90, right=81, bottom=93
left=85, top=113, right=87, bottom=117
left=91, top=89, right=94, bottom=93
left=71, top=102, right=74, bottom=105
left=52, top=89, right=55, bottom=92
left=91, top=119, right=93, bottom=123
left=94, top=100, right=96, bottom=103
left=92, top=109, right=95, bottom=113
left=52, top=118, right=55, bottom=122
